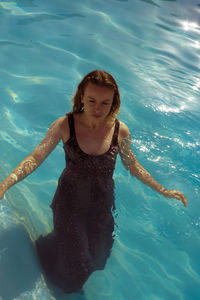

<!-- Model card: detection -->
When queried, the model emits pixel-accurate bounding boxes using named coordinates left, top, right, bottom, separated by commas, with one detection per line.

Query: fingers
left=180, top=194, right=187, bottom=207
left=174, top=191, right=187, bottom=207
left=0, top=189, right=5, bottom=200
left=163, top=189, right=188, bottom=208
left=182, top=198, right=187, bottom=207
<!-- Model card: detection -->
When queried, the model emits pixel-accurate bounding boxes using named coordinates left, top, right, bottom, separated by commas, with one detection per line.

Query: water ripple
left=1, top=69, right=54, bottom=84
left=140, top=0, right=160, bottom=7
left=0, top=40, right=31, bottom=48
left=17, top=13, right=85, bottom=25
left=0, top=130, right=27, bottom=152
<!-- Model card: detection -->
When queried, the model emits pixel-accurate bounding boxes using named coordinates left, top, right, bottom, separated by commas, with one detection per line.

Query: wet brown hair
left=72, top=70, right=120, bottom=117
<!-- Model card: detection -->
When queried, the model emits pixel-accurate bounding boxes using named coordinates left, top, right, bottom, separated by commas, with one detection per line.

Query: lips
left=92, top=114, right=102, bottom=118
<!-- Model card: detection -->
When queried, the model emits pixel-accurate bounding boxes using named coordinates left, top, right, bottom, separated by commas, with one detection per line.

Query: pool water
left=0, top=0, right=200, bottom=299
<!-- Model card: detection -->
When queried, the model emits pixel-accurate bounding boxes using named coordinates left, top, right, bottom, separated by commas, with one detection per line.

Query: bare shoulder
left=118, top=120, right=131, bottom=142
left=56, top=115, right=68, bottom=128
left=55, top=114, right=70, bottom=143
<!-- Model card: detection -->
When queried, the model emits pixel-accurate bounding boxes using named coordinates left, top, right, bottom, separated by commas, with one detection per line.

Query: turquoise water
left=0, top=0, right=200, bottom=299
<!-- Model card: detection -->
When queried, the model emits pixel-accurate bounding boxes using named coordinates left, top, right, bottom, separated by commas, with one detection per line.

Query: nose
left=94, top=104, right=101, bottom=113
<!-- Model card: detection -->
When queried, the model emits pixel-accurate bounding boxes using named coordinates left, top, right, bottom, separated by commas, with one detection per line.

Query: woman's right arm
left=0, top=118, right=63, bottom=200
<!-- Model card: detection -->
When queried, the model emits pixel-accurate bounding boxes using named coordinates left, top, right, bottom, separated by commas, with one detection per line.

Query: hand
left=162, top=189, right=187, bottom=207
left=0, top=183, right=6, bottom=200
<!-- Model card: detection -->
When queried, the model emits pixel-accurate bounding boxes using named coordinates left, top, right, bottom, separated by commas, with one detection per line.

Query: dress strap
left=67, top=113, right=75, bottom=138
left=112, top=119, right=120, bottom=146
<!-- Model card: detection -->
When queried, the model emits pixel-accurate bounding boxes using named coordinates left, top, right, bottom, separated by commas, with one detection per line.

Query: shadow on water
left=0, top=223, right=87, bottom=300
left=0, top=224, right=40, bottom=300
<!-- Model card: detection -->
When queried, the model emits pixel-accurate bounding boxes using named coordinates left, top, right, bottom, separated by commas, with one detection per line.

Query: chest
left=75, top=124, right=115, bottom=155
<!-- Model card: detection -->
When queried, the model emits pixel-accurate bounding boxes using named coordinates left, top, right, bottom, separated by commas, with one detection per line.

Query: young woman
left=0, top=70, right=187, bottom=293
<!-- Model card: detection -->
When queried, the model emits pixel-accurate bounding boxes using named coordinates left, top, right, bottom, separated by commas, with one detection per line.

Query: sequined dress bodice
left=52, top=113, right=120, bottom=213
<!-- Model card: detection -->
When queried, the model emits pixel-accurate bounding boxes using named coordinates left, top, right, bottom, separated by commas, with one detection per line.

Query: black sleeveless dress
left=36, top=113, right=120, bottom=293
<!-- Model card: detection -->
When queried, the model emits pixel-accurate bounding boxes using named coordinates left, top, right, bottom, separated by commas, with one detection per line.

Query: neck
left=80, top=112, right=112, bottom=129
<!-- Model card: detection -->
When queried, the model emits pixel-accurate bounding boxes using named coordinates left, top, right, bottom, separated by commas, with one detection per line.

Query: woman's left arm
left=119, top=122, right=187, bottom=207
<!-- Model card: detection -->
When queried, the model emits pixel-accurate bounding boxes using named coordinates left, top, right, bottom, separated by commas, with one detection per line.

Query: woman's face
left=81, top=82, right=114, bottom=120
